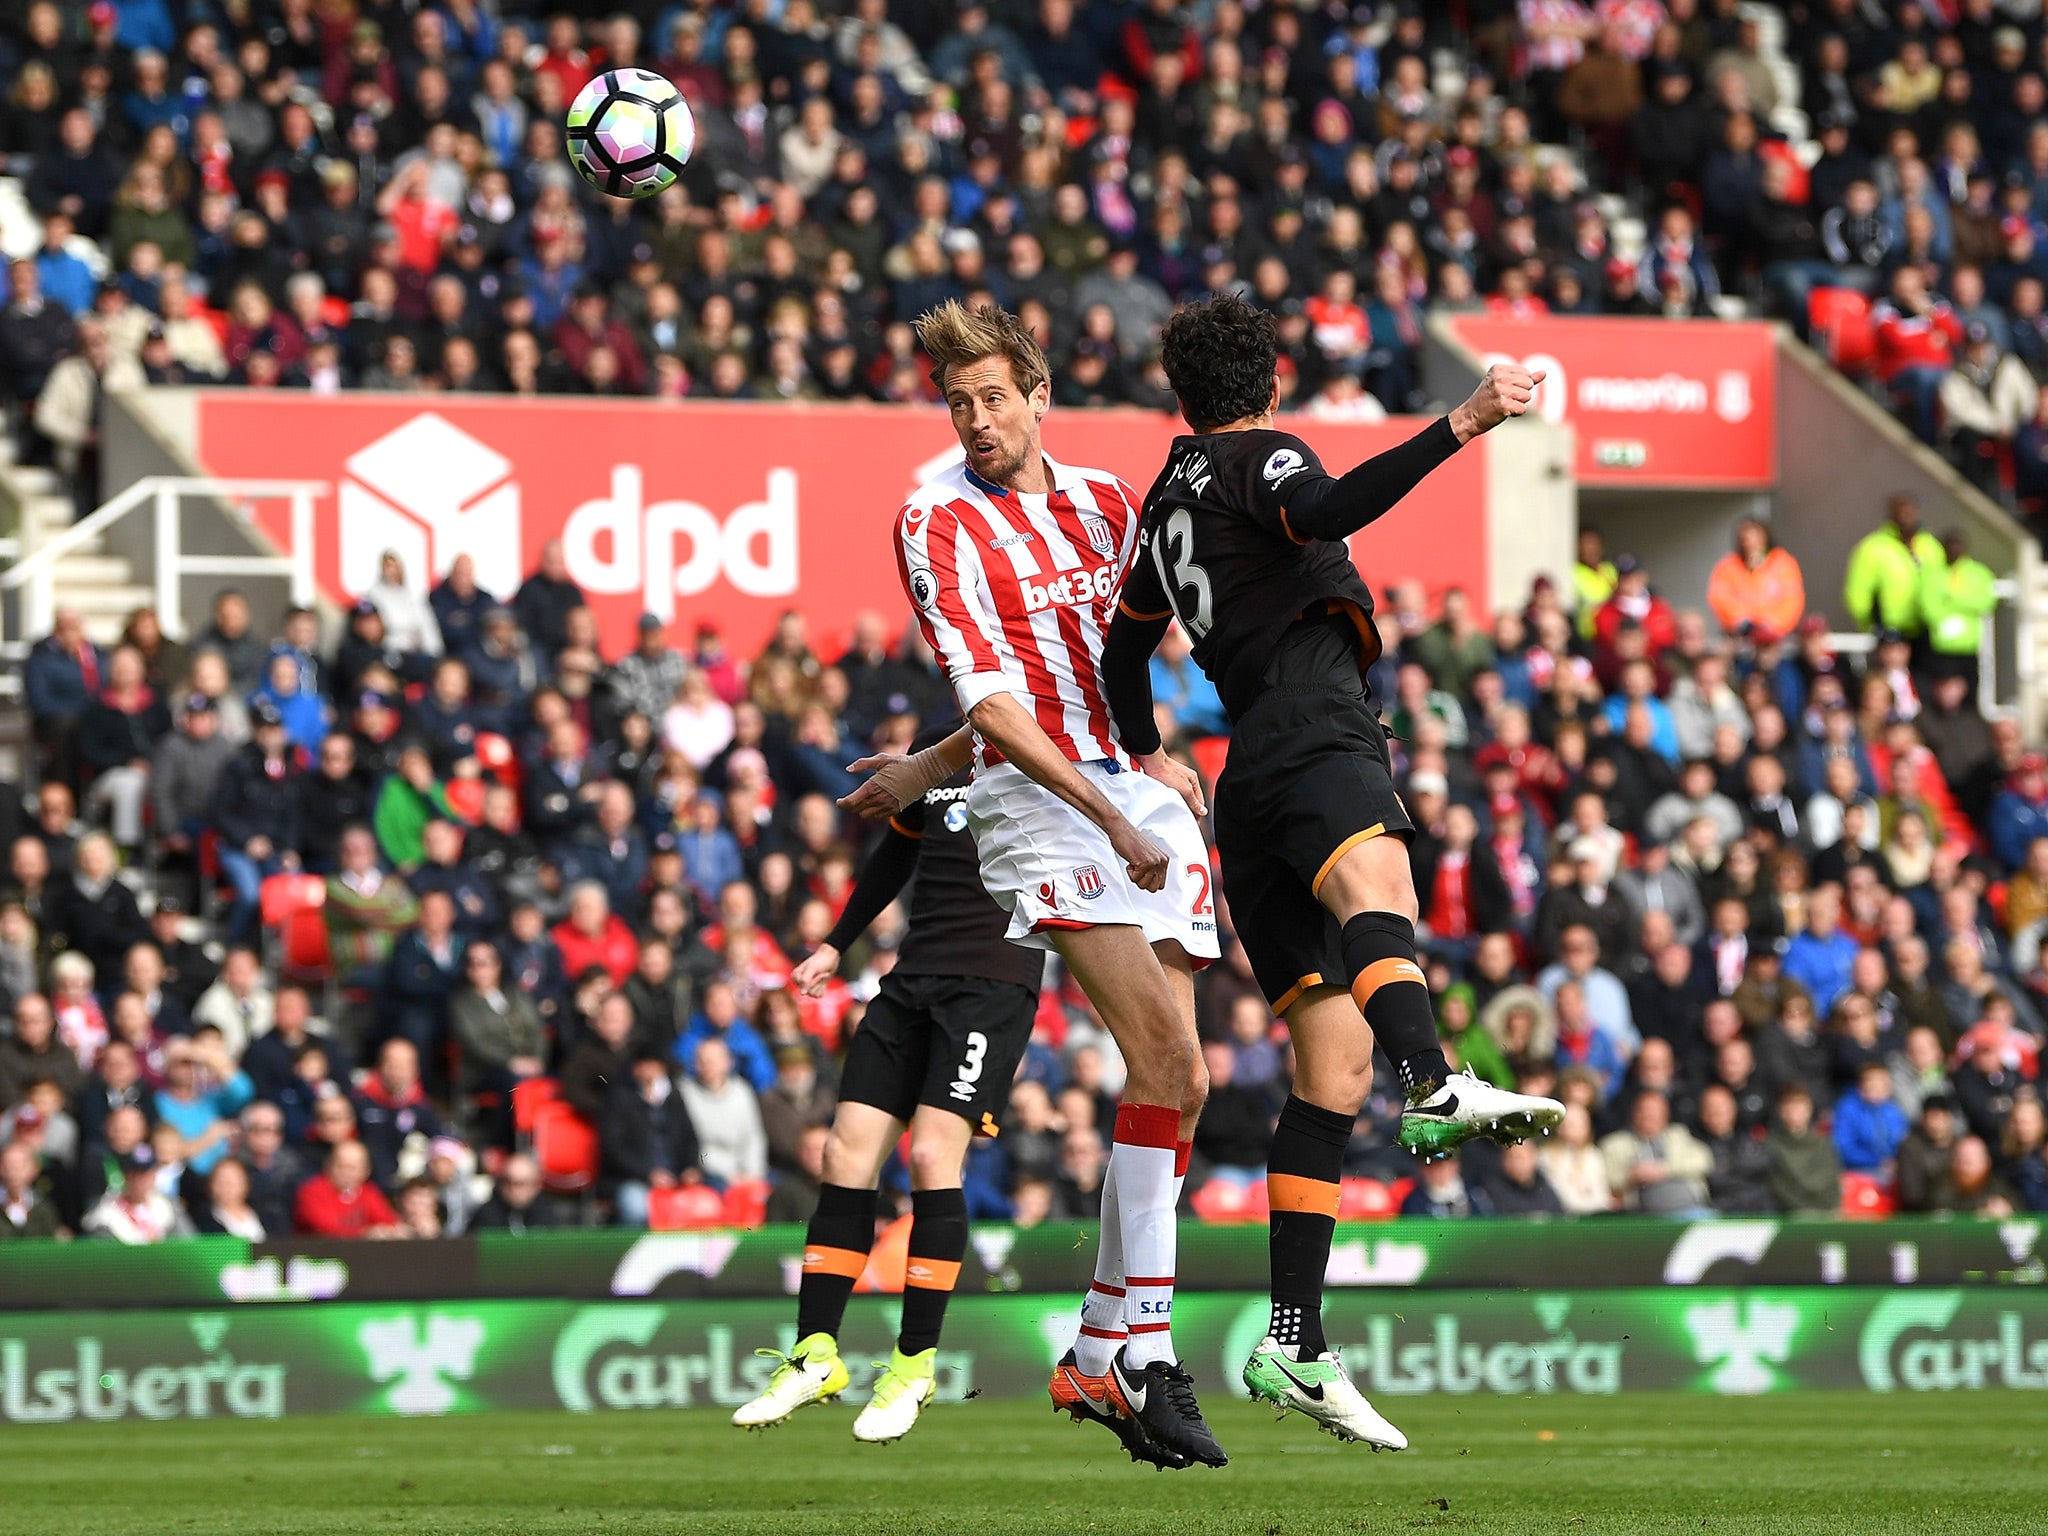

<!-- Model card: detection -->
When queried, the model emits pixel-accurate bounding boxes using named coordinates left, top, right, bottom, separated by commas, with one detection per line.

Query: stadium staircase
left=0, top=436, right=155, bottom=650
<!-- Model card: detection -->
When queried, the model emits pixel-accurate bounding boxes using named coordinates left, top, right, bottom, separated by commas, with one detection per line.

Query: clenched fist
left=1450, top=363, right=1546, bottom=442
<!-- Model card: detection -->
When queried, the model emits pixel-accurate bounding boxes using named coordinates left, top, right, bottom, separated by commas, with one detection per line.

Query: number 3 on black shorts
left=949, top=1031, right=989, bottom=1103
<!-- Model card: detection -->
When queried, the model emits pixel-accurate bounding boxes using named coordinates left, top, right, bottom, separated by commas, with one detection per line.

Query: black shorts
left=1213, top=685, right=1413, bottom=1012
left=838, top=971, right=1037, bottom=1132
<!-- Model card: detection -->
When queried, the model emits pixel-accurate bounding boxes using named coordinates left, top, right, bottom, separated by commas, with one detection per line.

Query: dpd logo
left=338, top=414, right=523, bottom=601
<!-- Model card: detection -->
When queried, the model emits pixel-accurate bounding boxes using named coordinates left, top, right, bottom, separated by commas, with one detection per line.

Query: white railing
left=0, top=477, right=325, bottom=641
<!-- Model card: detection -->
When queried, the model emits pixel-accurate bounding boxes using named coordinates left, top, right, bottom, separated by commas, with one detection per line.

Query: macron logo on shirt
left=1020, top=566, right=1117, bottom=613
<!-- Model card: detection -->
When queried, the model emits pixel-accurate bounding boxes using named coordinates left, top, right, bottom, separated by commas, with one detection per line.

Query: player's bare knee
left=1182, top=1050, right=1210, bottom=1117
left=820, top=1134, right=866, bottom=1188
left=1124, top=1015, right=1195, bottom=1104
left=907, top=1136, right=965, bottom=1191
left=1298, top=1055, right=1373, bottom=1116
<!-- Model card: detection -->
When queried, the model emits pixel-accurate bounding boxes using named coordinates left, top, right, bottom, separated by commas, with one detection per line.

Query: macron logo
left=338, top=414, right=522, bottom=600
left=1021, top=566, right=1116, bottom=614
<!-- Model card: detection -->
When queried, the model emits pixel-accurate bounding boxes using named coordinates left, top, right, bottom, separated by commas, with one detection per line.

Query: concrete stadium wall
left=100, top=390, right=323, bottom=641
left=1482, top=417, right=1577, bottom=607
left=1773, top=341, right=2026, bottom=625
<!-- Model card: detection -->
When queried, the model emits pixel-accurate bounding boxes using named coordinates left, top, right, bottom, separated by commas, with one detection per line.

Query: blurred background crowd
left=4, top=0, right=2048, bottom=1241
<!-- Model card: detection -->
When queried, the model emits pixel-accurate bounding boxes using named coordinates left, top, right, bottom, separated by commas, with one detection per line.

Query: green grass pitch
left=2, top=1392, right=2043, bottom=1536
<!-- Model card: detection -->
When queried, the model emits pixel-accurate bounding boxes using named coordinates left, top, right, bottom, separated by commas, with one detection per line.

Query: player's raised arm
left=1278, top=363, right=1544, bottom=542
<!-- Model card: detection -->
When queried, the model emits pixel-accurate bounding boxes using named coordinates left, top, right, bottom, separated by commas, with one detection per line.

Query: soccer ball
left=565, top=68, right=696, bottom=199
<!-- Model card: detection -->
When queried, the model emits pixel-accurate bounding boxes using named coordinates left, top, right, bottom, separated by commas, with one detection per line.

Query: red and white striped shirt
left=895, top=452, right=1143, bottom=774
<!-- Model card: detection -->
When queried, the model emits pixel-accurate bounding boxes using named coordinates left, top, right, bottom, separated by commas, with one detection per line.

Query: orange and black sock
left=1341, top=911, right=1450, bottom=1096
left=898, top=1187, right=967, bottom=1354
left=796, top=1182, right=876, bottom=1341
left=1266, top=1095, right=1351, bottom=1359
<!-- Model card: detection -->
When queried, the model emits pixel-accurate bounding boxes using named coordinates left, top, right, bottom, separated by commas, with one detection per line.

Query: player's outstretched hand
left=791, top=943, right=841, bottom=997
left=840, top=753, right=921, bottom=818
left=1450, top=363, right=1545, bottom=441
left=1136, top=749, right=1206, bottom=821
left=1109, top=818, right=1172, bottom=892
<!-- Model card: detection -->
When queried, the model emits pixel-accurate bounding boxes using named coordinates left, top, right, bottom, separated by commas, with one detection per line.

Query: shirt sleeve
left=1270, top=419, right=1463, bottom=544
left=1114, top=523, right=1172, bottom=622
left=1241, top=433, right=1333, bottom=545
left=895, top=501, right=1014, bottom=715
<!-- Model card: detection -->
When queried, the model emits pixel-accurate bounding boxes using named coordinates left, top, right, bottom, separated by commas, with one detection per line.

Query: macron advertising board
left=1445, top=315, right=1778, bottom=489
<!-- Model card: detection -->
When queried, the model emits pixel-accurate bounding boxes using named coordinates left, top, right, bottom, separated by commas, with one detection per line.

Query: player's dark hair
left=1159, top=292, right=1279, bottom=432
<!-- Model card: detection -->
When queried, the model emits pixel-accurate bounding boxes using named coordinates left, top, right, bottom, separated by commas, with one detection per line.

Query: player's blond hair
left=915, top=300, right=1050, bottom=397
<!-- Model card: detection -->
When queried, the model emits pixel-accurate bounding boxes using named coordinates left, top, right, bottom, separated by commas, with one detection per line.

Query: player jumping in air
left=731, top=720, right=1043, bottom=1445
left=1099, top=293, right=1565, bottom=1450
left=844, top=301, right=1226, bottom=1469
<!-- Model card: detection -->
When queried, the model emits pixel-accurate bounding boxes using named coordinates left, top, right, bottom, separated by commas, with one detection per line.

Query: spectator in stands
left=293, top=1138, right=404, bottom=1238
left=1921, top=532, right=1999, bottom=683
left=0, top=1138, right=62, bottom=1239
left=1765, top=1084, right=1842, bottom=1216
left=192, top=591, right=265, bottom=695
left=82, top=1143, right=185, bottom=1242
left=152, top=1031, right=252, bottom=1181
left=1706, top=518, right=1806, bottom=643
left=150, top=695, right=234, bottom=877
left=679, top=1036, right=765, bottom=1190
left=350, top=1039, right=444, bottom=1193
left=1148, top=624, right=1229, bottom=741
left=48, top=831, right=145, bottom=985
left=1601, top=1089, right=1712, bottom=1214
left=603, top=1042, right=702, bottom=1227
left=324, top=825, right=417, bottom=989
left=77, top=644, right=170, bottom=851
left=24, top=608, right=103, bottom=788
left=450, top=941, right=546, bottom=1129
left=210, top=700, right=300, bottom=941
left=469, top=1151, right=561, bottom=1233
left=0, top=258, right=76, bottom=415
left=1871, top=266, right=1964, bottom=444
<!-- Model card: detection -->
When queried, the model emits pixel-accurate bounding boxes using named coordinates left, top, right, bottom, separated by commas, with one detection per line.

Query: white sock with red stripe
left=1073, top=1133, right=1192, bottom=1375
left=1115, top=1103, right=1182, bottom=1369
left=1073, top=1155, right=1126, bottom=1376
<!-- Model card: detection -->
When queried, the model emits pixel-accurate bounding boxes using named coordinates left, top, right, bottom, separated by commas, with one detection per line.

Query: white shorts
left=966, top=760, right=1221, bottom=964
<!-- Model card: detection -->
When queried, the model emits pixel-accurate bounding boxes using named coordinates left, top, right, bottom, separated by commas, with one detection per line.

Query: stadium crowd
left=4, top=0, right=2048, bottom=1238
left=11, top=0, right=2048, bottom=509
left=0, top=484, right=2043, bottom=1239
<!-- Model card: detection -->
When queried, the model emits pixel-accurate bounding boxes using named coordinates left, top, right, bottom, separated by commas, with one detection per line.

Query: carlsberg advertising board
left=7, top=1290, right=2048, bottom=1425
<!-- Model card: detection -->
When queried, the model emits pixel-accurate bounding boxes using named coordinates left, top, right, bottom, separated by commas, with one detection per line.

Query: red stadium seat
left=473, top=732, right=521, bottom=796
left=259, top=874, right=330, bottom=984
left=444, top=777, right=485, bottom=825
left=280, top=906, right=331, bottom=981
left=1337, top=1177, right=1398, bottom=1221
left=1191, top=1178, right=1266, bottom=1223
left=722, top=1179, right=771, bottom=1228
left=1841, top=1172, right=1896, bottom=1220
left=648, top=1182, right=728, bottom=1229
left=1809, top=288, right=1877, bottom=376
left=259, top=871, right=326, bottom=930
left=512, top=1077, right=562, bottom=1138
left=1190, top=735, right=1230, bottom=794
left=532, top=1101, right=601, bottom=1193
